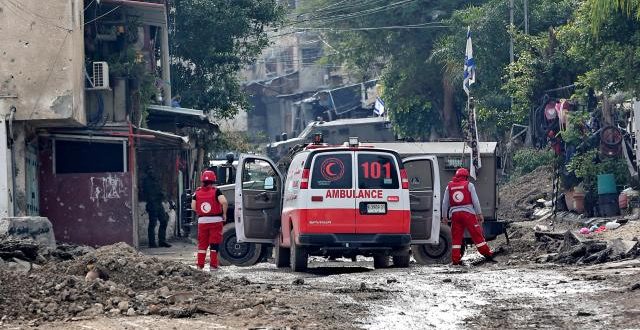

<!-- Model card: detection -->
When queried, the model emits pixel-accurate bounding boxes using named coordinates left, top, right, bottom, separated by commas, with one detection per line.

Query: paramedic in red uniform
left=442, top=168, right=493, bottom=265
left=191, top=170, right=228, bottom=270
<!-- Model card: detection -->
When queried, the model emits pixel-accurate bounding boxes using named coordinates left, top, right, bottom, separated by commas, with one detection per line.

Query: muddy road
left=28, top=243, right=640, bottom=330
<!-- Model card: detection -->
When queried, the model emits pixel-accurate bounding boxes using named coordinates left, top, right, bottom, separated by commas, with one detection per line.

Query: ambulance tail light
left=400, top=169, right=409, bottom=189
left=300, top=169, right=310, bottom=189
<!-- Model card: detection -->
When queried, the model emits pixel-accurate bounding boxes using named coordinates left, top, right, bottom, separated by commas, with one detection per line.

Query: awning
left=101, top=0, right=167, bottom=27
left=38, top=124, right=191, bottom=150
left=147, top=104, right=219, bottom=131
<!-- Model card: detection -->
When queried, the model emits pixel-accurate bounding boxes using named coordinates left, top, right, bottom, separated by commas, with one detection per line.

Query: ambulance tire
left=219, top=223, right=263, bottom=267
left=411, top=225, right=452, bottom=265
left=290, top=230, right=308, bottom=272
left=392, top=255, right=411, bottom=268
left=274, top=237, right=291, bottom=268
left=373, top=255, right=391, bottom=269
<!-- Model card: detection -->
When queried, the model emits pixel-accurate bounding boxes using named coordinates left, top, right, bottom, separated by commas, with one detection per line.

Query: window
left=310, top=153, right=352, bottom=189
left=357, top=153, right=399, bottom=189
left=301, top=47, right=321, bottom=65
left=55, top=140, right=126, bottom=174
left=242, top=159, right=278, bottom=191
left=405, top=159, right=433, bottom=190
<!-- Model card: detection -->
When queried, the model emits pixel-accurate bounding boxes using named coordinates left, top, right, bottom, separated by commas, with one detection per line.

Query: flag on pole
left=374, top=97, right=385, bottom=116
left=463, top=26, right=476, bottom=95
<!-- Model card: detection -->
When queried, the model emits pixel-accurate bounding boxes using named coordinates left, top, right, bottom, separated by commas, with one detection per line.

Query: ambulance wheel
left=411, top=225, right=452, bottom=265
left=219, top=223, right=263, bottom=267
left=373, top=255, right=391, bottom=269
left=392, top=255, right=411, bottom=268
left=290, top=229, right=308, bottom=272
left=275, top=235, right=291, bottom=268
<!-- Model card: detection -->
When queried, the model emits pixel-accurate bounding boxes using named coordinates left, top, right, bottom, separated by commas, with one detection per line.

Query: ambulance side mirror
left=264, top=176, right=275, bottom=191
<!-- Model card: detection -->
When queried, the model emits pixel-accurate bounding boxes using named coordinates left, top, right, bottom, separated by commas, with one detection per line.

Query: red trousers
left=450, top=211, right=492, bottom=264
left=197, top=222, right=223, bottom=269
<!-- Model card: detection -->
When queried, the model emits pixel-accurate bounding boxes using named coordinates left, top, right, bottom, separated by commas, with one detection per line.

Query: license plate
left=366, top=203, right=386, bottom=214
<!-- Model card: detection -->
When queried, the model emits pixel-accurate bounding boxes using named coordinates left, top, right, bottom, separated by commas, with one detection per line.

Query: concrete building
left=0, top=0, right=214, bottom=247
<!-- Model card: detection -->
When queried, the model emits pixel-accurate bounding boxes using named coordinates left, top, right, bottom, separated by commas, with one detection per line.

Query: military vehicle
left=266, top=116, right=396, bottom=162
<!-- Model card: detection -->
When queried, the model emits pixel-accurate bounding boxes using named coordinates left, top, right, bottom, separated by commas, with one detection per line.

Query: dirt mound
left=498, top=166, right=553, bottom=222
left=0, top=241, right=288, bottom=327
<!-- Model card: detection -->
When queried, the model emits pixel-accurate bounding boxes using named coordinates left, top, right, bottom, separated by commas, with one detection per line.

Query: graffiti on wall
left=89, top=174, right=126, bottom=206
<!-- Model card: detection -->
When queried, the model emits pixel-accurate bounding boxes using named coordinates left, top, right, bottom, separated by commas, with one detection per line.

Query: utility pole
left=524, top=0, right=529, bottom=35
left=509, top=0, right=514, bottom=65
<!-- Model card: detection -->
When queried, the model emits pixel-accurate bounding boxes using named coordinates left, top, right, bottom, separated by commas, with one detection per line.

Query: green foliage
left=512, top=148, right=556, bottom=176
left=169, top=0, right=285, bottom=119
left=588, top=0, right=640, bottom=33
left=560, top=110, right=591, bottom=145
left=567, top=148, right=630, bottom=193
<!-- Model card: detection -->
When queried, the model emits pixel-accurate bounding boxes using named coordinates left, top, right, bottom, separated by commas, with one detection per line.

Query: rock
left=442, top=279, right=452, bottom=283
left=109, top=308, right=121, bottom=315
left=167, top=292, right=194, bottom=304
left=0, top=217, right=56, bottom=248
left=85, top=270, right=100, bottom=281
left=292, top=278, right=304, bottom=285
left=386, top=278, right=398, bottom=284
left=117, top=301, right=130, bottom=311
left=359, top=282, right=367, bottom=291
left=126, top=308, right=136, bottom=316
left=534, top=225, right=549, bottom=232
left=631, top=283, right=640, bottom=291
left=608, top=239, right=638, bottom=257
left=7, top=260, right=31, bottom=273
left=79, top=303, right=104, bottom=317
left=158, top=286, right=171, bottom=298
left=577, top=311, right=593, bottom=317
left=559, top=231, right=583, bottom=253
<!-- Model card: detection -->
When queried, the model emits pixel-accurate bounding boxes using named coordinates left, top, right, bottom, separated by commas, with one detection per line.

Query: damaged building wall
left=0, top=0, right=86, bottom=124
left=10, top=122, right=40, bottom=217
left=38, top=137, right=134, bottom=246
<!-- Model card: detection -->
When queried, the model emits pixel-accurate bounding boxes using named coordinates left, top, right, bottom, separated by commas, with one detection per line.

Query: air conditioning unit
left=92, top=62, right=110, bottom=90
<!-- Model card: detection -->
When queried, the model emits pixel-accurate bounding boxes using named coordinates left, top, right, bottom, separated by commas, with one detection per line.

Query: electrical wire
left=84, top=5, right=121, bottom=26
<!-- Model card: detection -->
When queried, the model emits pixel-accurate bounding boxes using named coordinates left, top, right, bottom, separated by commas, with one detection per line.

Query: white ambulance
left=234, top=137, right=442, bottom=271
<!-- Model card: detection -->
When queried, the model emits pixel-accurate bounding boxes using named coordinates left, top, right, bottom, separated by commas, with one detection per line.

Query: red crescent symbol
left=325, top=162, right=337, bottom=177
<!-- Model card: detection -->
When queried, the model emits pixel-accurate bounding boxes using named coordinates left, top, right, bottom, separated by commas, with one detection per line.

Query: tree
left=296, top=0, right=478, bottom=140
left=588, top=0, right=640, bottom=32
left=169, top=0, right=284, bottom=119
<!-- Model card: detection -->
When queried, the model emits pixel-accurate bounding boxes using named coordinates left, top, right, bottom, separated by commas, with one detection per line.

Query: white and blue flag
left=463, top=26, right=476, bottom=95
left=374, top=97, right=385, bottom=116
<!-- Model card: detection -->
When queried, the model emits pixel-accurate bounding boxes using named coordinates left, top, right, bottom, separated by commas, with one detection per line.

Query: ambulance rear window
left=357, top=153, right=399, bottom=189
left=310, top=153, right=352, bottom=189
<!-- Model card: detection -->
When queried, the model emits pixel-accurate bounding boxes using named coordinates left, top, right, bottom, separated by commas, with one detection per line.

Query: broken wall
left=0, top=0, right=86, bottom=125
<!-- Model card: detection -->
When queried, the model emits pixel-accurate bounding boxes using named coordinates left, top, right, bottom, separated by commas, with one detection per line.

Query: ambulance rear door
left=235, top=154, right=283, bottom=243
left=403, top=156, right=441, bottom=244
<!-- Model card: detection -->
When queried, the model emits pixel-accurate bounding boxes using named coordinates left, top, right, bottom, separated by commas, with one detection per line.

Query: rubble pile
left=535, top=231, right=639, bottom=264
left=498, top=166, right=553, bottom=222
left=0, top=241, right=290, bottom=326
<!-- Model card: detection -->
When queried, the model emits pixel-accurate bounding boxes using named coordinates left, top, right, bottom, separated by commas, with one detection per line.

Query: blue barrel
left=597, top=174, right=617, bottom=195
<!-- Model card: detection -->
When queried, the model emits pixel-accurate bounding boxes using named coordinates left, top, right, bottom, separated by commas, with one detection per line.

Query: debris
left=577, top=311, right=593, bottom=317
left=386, top=278, right=398, bottom=284
left=534, top=225, right=549, bottom=232
left=292, top=278, right=305, bottom=285
left=631, top=283, right=640, bottom=291
left=605, top=222, right=621, bottom=230
left=442, top=279, right=452, bottom=283
left=580, top=227, right=591, bottom=235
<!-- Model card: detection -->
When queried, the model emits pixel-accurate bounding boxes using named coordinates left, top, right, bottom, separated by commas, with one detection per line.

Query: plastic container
left=597, top=174, right=617, bottom=195
left=598, top=193, right=620, bottom=217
